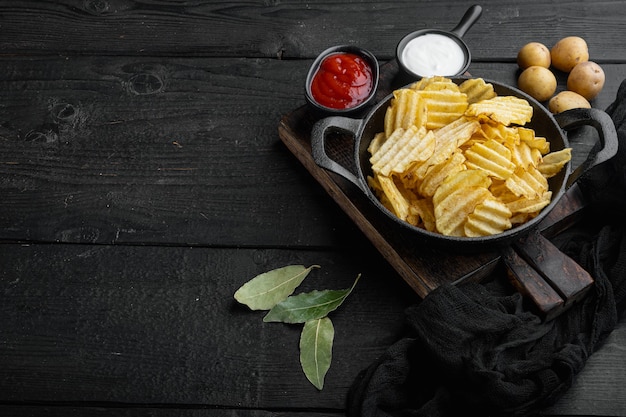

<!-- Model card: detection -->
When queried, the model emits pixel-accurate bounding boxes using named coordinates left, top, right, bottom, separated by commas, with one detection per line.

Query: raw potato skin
left=517, top=66, right=557, bottom=102
left=567, top=61, right=605, bottom=100
left=517, top=42, right=551, bottom=69
left=548, top=91, right=591, bottom=114
left=551, top=36, right=589, bottom=73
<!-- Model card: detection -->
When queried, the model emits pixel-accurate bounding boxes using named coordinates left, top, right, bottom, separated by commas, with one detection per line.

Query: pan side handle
left=554, top=107, right=618, bottom=188
left=310, top=116, right=369, bottom=193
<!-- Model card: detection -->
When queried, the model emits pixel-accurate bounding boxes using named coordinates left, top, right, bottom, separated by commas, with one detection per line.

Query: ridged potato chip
left=418, top=152, right=466, bottom=197
left=518, top=127, right=550, bottom=154
left=506, top=191, right=552, bottom=216
left=464, top=197, right=513, bottom=237
left=384, top=88, right=428, bottom=137
left=411, top=76, right=460, bottom=92
left=538, top=148, right=572, bottom=178
left=409, top=198, right=436, bottom=232
left=367, top=132, right=386, bottom=156
left=377, top=175, right=411, bottom=220
left=370, top=126, right=436, bottom=176
left=415, top=118, right=480, bottom=177
left=466, top=96, right=533, bottom=126
left=510, top=141, right=542, bottom=170
left=434, top=183, right=492, bottom=236
left=505, top=166, right=548, bottom=198
left=433, top=169, right=492, bottom=208
left=459, top=78, right=497, bottom=104
left=465, top=139, right=516, bottom=180
left=419, top=89, right=470, bottom=129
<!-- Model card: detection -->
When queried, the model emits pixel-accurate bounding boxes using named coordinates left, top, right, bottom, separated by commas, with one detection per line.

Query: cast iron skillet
left=311, top=77, right=618, bottom=252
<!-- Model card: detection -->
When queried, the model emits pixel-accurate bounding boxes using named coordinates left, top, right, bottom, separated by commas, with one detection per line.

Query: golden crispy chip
left=367, top=174, right=382, bottom=194
left=465, top=139, right=517, bottom=180
left=416, top=89, right=469, bottom=130
left=370, top=128, right=404, bottom=165
left=384, top=88, right=428, bottom=137
left=505, top=166, right=548, bottom=198
left=490, top=182, right=519, bottom=206
left=471, top=124, right=519, bottom=153
left=435, top=186, right=492, bottom=236
left=383, top=106, right=395, bottom=139
left=411, top=76, right=458, bottom=92
left=538, top=148, right=572, bottom=178
left=464, top=197, right=513, bottom=237
left=397, top=163, right=422, bottom=190
left=465, top=96, right=533, bottom=126
left=389, top=130, right=436, bottom=174
left=510, top=141, right=542, bottom=170
left=506, top=191, right=552, bottom=215
left=518, top=127, right=550, bottom=154
left=422, top=81, right=461, bottom=92
left=479, top=123, right=509, bottom=141
left=419, top=152, right=466, bottom=197
left=377, top=175, right=411, bottom=220
left=458, top=78, right=497, bottom=104
left=370, top=126, right=436, bottom=176
left=368, top=175, right=393, bottom=211
left=406, top=201, right=421, bottom=226
left=409, top=198, right=436, bottom=232
left=433, top=169, right=492, bottom=208
left=368, top=132, right=386, bottom=156
left=433, top=117, right=480, bottom=160
left=407, top=118, right=479, bottom=181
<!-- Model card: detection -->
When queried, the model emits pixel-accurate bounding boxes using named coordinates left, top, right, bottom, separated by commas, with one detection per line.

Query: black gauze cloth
left=347, top=79, right=626, bottom=417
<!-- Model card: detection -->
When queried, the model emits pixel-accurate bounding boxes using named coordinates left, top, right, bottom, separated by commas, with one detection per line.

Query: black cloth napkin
left=347, top=79, right=626, bottom=417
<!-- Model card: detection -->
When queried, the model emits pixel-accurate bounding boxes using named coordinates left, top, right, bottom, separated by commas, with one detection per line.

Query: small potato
left=517, top=66, right=557, bottom=102
left=551, top=36, right=589, bottom=72
left=567, top=61, right=605, bottom=100
left=548, top=91, right=591, bottom=114
left=517, top=42, right=551, bottom=69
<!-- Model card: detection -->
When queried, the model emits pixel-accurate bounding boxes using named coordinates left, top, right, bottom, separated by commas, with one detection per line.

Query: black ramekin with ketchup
left=305, top=45, right=379, bottom=115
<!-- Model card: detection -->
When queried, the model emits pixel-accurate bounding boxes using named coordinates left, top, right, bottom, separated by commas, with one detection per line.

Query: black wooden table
left=1, top=1, right=625, bottom=416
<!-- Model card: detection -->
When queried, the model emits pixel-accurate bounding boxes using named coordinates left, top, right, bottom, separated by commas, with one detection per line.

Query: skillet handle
left=450, top=4, right=482, bottom=37
left=311, top=116, right=369, bottom=193
left=554, top=107, right=618, bottom=188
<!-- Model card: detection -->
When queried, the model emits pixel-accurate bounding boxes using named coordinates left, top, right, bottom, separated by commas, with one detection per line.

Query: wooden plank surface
left=0, top=242, right=416, bottom=409
left=2, top=240, right=624, bottom=415
left=0, top=1, right=625, bottom=61
left=0, top=1, right=625, bottom=416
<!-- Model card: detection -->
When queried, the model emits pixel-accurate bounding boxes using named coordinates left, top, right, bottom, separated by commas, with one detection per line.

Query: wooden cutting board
left=277, top=59, right=592, bottom=318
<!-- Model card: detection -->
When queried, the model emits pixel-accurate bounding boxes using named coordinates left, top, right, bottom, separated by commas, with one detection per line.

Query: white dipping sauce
left=401, top=33, right=466, bottom=77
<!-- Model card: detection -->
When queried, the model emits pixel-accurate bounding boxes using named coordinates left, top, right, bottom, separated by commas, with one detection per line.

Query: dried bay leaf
left=234, top=265, right=320, bottom=310
left=263, top=274, right=361, bottom=323
left=300, top=317, right=334, bottom=390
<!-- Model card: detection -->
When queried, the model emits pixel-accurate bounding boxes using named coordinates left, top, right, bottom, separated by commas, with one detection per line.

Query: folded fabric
left=347, top=79, right=626, bottom=417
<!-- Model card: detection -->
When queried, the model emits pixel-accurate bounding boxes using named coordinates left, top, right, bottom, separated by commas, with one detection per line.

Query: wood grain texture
left=0, top=0, right=625, bottom=61
left=1, top=1, right=625, bottom=416
left=0, top=242, right=416, bottom=408
left=0, top=56, right=353, bottom=247
left=1, top=240, right=624, bottom=414
left=0, top=409, right=345, bottom=417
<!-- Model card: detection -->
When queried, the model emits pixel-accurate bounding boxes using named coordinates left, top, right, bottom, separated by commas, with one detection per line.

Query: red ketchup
left=310, top=52, right=374, bottom=110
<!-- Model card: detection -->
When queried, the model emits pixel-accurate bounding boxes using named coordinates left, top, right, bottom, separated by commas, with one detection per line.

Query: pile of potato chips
left=367, top=76, right=572, bottom=237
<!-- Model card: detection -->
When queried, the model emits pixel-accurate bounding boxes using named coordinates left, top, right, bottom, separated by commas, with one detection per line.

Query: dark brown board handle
left=504, top=229, right=594, bottom=320
left=503, top=246, right=564, bottom=321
